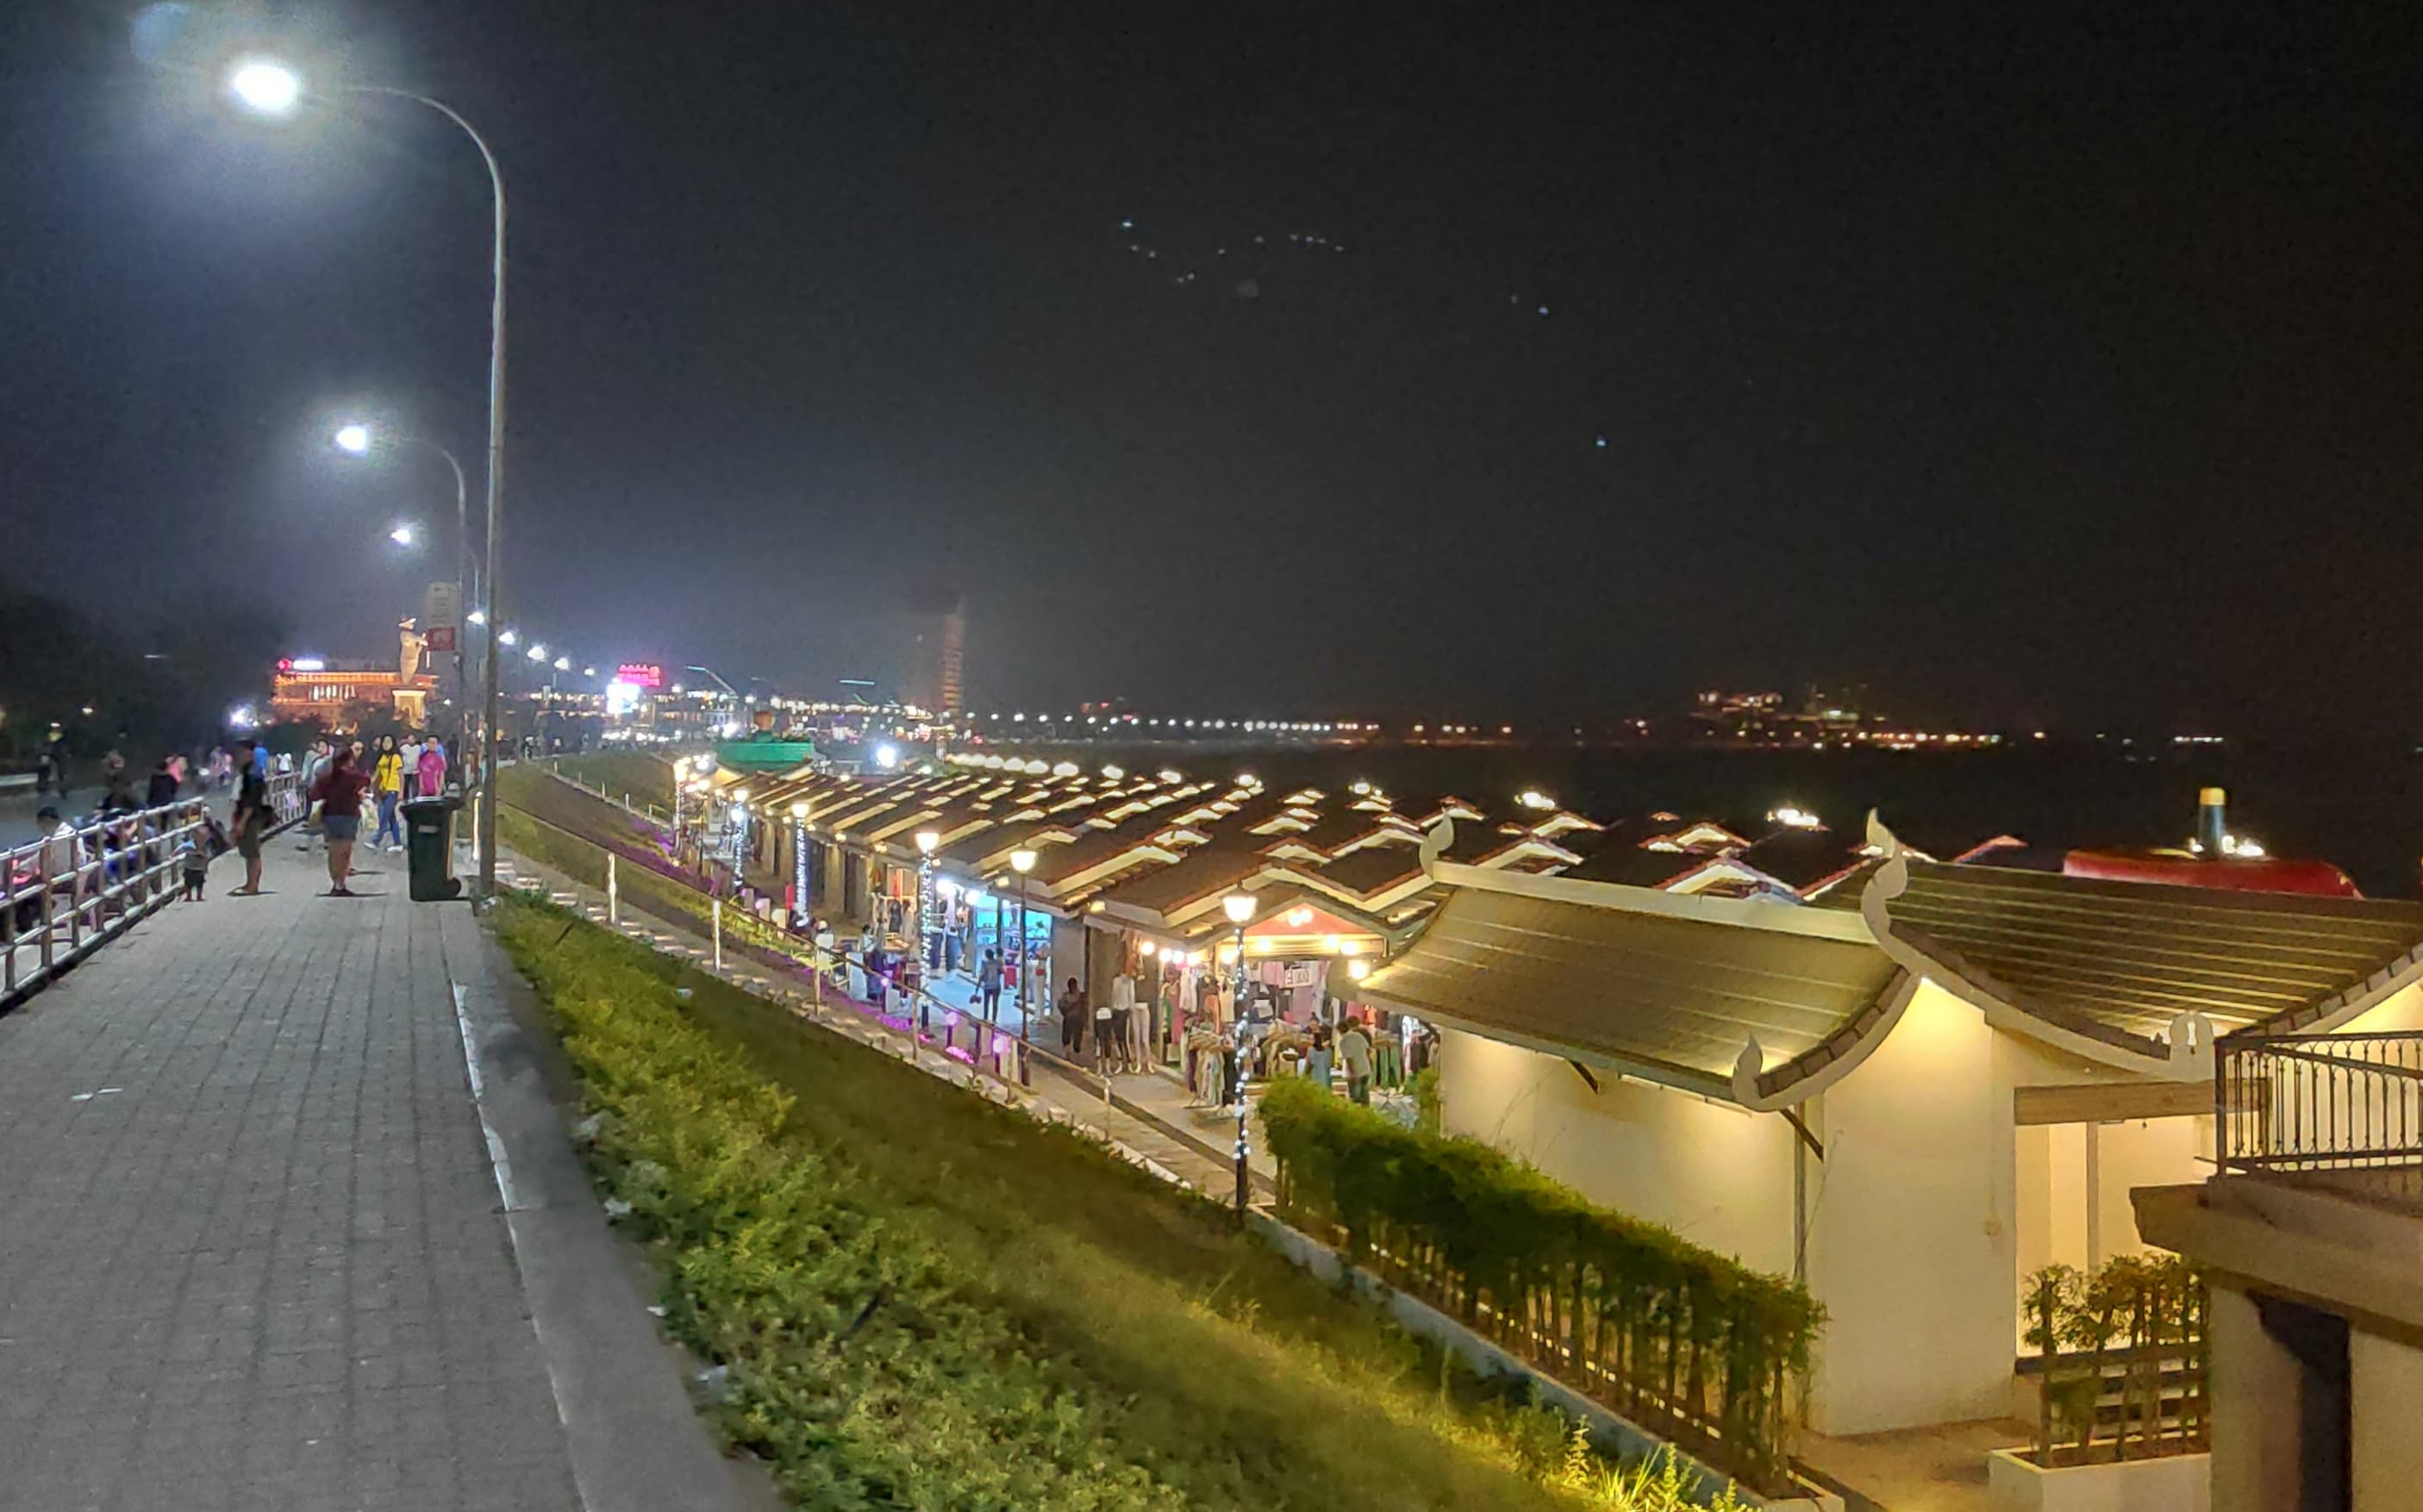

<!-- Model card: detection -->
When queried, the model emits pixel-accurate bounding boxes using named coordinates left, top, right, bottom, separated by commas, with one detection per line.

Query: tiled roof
left=1359, top=886, right=1906, bottom=1103
left=1870, top=861, right=2423, bottom=1049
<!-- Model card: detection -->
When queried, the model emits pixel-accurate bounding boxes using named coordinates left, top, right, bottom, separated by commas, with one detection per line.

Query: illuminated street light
left=209, top=54, right=514, bottom=900
left=334, top=422, right=372, bottom=455
left=553, top=656, right=570, bottom=672
left=225, top=58, right=303, bottom=116
left=1009, top=847, right=1038, bottom=1024
left=389, top=522, right=419, bottom=547
left=526, top=643, right=546, bottom=661
left=498, top=628, right=518, bottom=647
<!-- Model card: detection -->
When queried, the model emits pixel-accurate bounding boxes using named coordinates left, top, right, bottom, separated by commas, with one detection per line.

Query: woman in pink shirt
left=415, top=740, right=448, bottom=797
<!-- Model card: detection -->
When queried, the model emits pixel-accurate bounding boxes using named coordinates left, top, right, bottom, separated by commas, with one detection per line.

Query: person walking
left=400, top=734, right=424, bottom=801
left=977, top=947, right=1003, bottom=1021
left=370, top=736, right=406, bottom=852
left=1337, top=1016, right=1375, bottom=1105
left=307, top=747, right=371, bottom=897
left=229, top=744, right=272, bottom=896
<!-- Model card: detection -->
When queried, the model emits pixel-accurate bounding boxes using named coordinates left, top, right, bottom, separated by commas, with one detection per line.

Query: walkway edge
left=440, top=903, right=782, bottom=1512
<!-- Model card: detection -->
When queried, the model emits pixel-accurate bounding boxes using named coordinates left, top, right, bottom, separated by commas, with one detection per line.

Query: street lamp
left=332, top=421, right=480, bottom=748
left=1222, top=890, right=1256, bottom=1005
left=388, top=522, right=419, bottom=547
left=915, top=828, right=941, bottom=970
left=227, top=54, right=512, bottom=903
left=1220, top=890, right=1258, bottom=1218
left=225, top=58, right=302, bottom=115
left=1010, top=848, right=1037, bottom=1026
left=790, top=801, right=810, bottom=930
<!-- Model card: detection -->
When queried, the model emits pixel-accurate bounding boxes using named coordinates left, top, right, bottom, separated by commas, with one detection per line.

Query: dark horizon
left=6, top=4, right=2420, bottom=735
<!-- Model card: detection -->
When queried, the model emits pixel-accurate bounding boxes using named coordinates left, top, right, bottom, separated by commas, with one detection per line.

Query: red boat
left=2060, top=786, right=2362, bottom=898
left=2062, top=848, right=2361, bottom=898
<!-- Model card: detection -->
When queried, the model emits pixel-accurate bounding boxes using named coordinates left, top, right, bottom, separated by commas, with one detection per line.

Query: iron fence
left=2219, top=1030, right=2423, bottom=1209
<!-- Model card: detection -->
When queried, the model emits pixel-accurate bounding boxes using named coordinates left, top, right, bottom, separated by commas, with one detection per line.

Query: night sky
left=6, top=3, right=2420, bottom=732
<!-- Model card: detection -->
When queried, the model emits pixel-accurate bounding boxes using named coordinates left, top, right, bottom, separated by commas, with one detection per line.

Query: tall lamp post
left=334, top=422, right=478, bottom=749
left=1222, top=892, right=1256, bottom=1026
left=914, top=830, right=941, bottom=963
left=1221, top=890, right=1258, bottom=1221
left=227, top=58, right=509, bottom=903
left=914, top=830, right=941, bottom=1032
left=1009, top=848, right=1037, bottom=1030
left=790, top=801, right=810, bottom=929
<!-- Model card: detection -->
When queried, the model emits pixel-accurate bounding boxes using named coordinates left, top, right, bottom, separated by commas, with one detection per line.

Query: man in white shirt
left=1337, top=1018, right=1375, bottom=1105
left=400, top=737, right=424, bottom=800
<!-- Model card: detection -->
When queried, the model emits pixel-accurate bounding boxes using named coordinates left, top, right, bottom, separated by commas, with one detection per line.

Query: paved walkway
left=0, top=842, right=769, bottom=1512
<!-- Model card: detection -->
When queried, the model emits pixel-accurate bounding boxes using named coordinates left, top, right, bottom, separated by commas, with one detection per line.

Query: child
left=180, top=833, right=210, bottom=901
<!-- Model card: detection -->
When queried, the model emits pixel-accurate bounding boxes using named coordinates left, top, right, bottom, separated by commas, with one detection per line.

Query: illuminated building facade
left=267, top=621, right=440, bottom=730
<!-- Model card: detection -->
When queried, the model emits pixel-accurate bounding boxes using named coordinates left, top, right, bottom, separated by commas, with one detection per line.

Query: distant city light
left=1517, top=790, right=1556, bottom=810
left=1768, top=806, right=1822, bottom=830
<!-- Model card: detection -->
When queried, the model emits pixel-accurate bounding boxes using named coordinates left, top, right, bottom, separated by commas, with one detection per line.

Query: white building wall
left=1435, top=1029, right=1797, bottom=1275
left=1803, top=979, right=2015, bottom=1433
left=2352, top=1328, right=2423, bottom=1511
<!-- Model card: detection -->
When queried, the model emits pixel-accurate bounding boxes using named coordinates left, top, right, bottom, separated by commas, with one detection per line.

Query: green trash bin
left=403, top=796, right=464, bottom=901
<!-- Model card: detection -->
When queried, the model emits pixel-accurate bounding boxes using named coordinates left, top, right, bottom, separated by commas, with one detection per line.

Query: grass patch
left=496, top=897, right=1745, bottom=1511
left=541, top=749, right=678, bottom=811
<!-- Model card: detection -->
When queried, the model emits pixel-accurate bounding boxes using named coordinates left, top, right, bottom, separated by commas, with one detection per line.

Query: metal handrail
left=2218, top=1028, right=2423, bottom=1196
left=4, top=790, right=246, bottom=1001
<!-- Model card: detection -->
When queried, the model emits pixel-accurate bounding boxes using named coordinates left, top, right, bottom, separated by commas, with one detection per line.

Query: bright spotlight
left=226, top=58, right=303, bottom=116
left=334, top=422, right=372, bottom=455
left=388, top=522, right=417, bottom=547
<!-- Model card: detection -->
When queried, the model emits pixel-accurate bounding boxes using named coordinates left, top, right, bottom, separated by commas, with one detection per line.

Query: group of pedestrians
left=287, top=734, right=451, bottom=897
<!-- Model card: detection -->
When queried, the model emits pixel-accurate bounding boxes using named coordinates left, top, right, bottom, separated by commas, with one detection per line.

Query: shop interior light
left=1139, top=940, right=1158, bottom=957
left=790, top=801, right=809, bottom=819
left=1222, top=893, right=1256, bottom=925
left=1009, top=849, right=1037, bottom=875
left=1347, top=959, right=1371, bottom=981
left=915, top=830, right=941, bottom=855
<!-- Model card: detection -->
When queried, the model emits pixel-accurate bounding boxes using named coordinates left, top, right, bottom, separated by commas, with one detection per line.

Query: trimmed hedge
left=1258, top=1076, right=1820, bottom=1490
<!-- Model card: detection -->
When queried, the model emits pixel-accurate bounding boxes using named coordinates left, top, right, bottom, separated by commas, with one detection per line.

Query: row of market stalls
left=684, top=755, right=1611, bottom=1078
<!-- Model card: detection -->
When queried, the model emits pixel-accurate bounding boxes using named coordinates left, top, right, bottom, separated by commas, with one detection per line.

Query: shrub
left=2020, top=1254, right=2205, bottom=1465
left=1257, top=1075, right=1819, bottom=1490
left=498, top=898, right=1759, bottom=1511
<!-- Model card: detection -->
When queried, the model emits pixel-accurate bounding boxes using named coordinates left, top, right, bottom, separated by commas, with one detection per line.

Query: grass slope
left=497, top=897, right=1644, bottom=1511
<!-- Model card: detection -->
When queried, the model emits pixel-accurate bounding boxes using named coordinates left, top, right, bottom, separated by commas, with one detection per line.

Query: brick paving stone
left=0, top=844, right=578, bottom=1511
